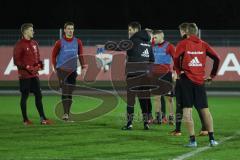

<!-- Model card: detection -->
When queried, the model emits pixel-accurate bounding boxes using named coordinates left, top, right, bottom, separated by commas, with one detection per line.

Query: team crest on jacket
left=33, top=45, right=37, bottom=52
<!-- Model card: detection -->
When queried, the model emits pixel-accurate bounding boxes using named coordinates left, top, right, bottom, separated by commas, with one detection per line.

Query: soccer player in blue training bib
left=151, top=30, right=175, bottom=125
left=51, top=22, right=86, bottom=121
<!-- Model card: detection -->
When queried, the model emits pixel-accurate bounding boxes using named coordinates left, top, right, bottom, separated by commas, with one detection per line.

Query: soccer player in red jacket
left=174, top=23, right=220, bottom=147
left=13, top=23, right=52, bottom=125
left=171, top=23, right=208, bottom=137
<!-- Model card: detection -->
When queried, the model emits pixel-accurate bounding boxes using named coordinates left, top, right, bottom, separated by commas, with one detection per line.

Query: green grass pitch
left=0, top=95, right=239, bottom=160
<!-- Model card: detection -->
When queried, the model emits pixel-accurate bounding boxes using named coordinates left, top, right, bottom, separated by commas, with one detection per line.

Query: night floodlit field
left=0, top=95, right=239, bottom=160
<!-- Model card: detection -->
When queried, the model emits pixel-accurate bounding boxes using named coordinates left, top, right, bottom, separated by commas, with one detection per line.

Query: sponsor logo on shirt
left=141, top=49, right=150, bottom=58
left=64, top=49, right=77, bottom=52
left=140, top=43, right=151, bottom=47
left=33, top=45, right=37, bottom=53
left=187, top=51, right=204, bottom=55
left=188, top=57, right=202, bottom=66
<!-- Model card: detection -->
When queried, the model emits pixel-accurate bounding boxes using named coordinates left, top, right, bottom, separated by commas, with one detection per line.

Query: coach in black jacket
left=122, top=22, right=154, bottom=130
left=127, top=30, right=154, bottom=62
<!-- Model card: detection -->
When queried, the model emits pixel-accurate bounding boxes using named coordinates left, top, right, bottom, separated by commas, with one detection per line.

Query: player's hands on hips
left=177, top=71, right=185, bottom=80
left=173, top=71, right=178, bottom=81
left=204, top=76, right=212, bottom=84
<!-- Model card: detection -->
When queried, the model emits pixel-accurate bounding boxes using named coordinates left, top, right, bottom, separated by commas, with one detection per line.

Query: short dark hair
left=64, top=22, right=74, bottom=29
left=178, top=22, right=189, bottom=31
left=128, top=21, right=141, bottom=31
left=187, top=23, right=198, bottom=35
left=153, top=30, right=163, bottom=35
left=21, top=23, right=33, bottom=34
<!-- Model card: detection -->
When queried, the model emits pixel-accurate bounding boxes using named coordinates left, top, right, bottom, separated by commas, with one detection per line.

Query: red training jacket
left=13, top=38, right=41, bottom=79
left=174, top=35, right=220, bottom=85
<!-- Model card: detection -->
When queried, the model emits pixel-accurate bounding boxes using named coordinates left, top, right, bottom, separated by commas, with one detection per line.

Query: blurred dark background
left=0, top=0, right=239, bottom=29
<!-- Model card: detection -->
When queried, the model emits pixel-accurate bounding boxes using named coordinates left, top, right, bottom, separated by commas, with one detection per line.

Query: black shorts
left=57, top=69, right=77, bottom=86
left=160, top=72, right=174, bottom=97
left=19, top=77, right=41, bottom=93
left=180, top=74, right=208, bottom=109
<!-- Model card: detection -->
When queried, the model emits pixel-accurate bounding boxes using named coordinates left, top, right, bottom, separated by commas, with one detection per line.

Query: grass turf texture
left=0, top=95, right=239, bottom=160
